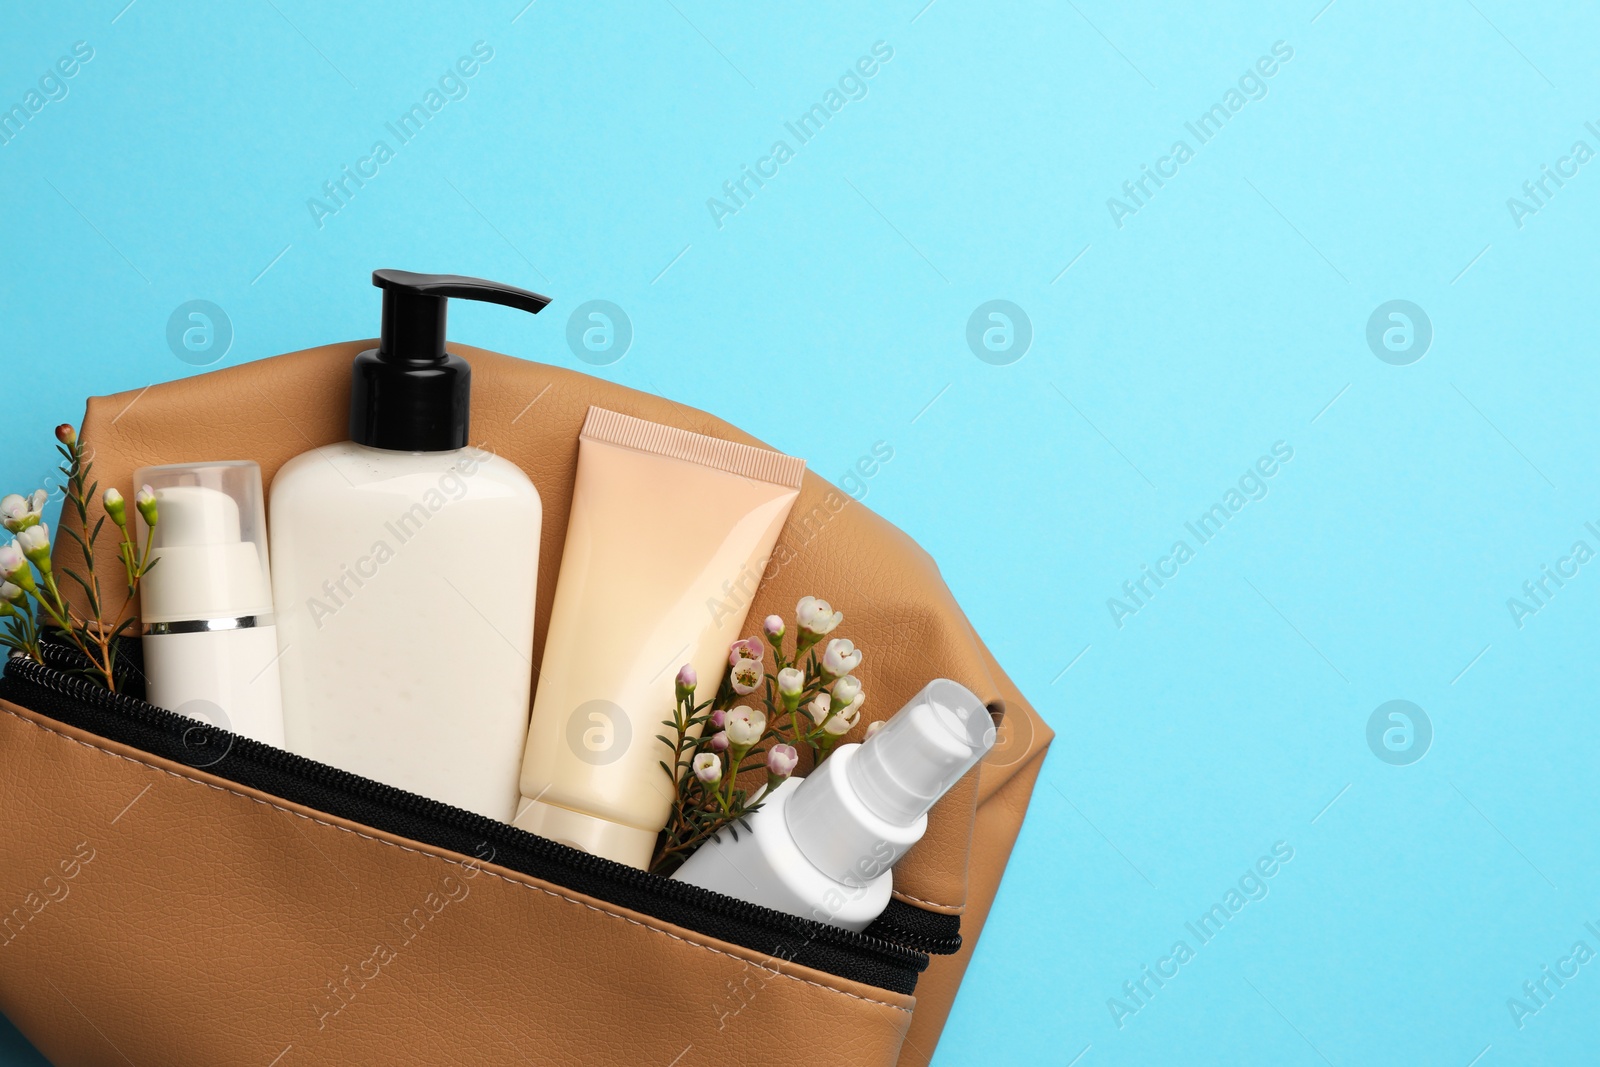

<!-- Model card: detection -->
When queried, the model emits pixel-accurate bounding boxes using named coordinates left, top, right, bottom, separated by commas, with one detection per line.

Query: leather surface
left=0, top=697, right=913, bottom=1066
left=17, top=342, right=1054, bottom=1063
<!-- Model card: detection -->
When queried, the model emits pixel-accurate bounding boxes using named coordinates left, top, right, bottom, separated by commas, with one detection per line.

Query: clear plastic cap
left=133, top=461, right=274, bottom=624
left=846, top=679, right=996, bottom=827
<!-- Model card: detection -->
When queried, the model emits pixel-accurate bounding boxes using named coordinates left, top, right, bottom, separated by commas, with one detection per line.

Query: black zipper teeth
left=868, top=899, right=964, bottom=955
left=2, top=648, right=940, bottom=991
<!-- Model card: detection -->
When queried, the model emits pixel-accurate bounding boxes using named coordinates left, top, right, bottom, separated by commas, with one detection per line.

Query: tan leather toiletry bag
left=0, top=343, right=1052, bottom=1066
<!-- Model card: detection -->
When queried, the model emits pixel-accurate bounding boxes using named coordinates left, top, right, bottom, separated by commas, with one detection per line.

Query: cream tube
left=514, top=407, right=804, bottom=869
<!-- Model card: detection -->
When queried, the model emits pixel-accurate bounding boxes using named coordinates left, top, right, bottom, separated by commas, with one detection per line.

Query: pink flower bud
left=675, top=664, right=697, bottom=697
left=710, top=708, right=726, bottom=729
left=763, top=614, right=785, bottom=638
left=766, top=744, right=799, bottom=778
left=709, top=730, right=730, bottom=752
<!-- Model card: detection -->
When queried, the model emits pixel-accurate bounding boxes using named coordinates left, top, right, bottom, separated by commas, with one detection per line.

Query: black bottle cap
left=350, top=270, right=553, bottom=452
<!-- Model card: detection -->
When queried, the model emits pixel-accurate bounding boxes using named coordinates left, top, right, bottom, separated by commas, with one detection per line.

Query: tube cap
left=846, top=679, right=996, bottom=826
left=513, top=796, right=656, bottom=871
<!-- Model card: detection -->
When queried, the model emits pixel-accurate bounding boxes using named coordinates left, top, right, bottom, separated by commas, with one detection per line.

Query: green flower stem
left=7, top=609, right=42, bottom=664
left=136, top=524, right=155, bottom=580
left=32, top=578, right=108, bottom=680
left=108, top=512, right=138, bottom=592
left=722, top=743, right=749, bottom=808
left=29, top=578, right=74, bottom=635
left=41, top=570, right=66, bottom=616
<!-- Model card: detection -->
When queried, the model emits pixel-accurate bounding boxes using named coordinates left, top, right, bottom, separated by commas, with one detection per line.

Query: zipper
left=0, top=644, right=947, bottom=993
left=868, top=898, right=962, bottom=956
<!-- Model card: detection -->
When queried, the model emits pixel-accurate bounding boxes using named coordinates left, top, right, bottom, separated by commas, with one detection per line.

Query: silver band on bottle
left=144, top=615, right=274, bottom=636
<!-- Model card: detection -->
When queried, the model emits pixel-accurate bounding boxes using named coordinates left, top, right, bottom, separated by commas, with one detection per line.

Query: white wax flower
left=724, top=706, right=767, bottom=747
left=692, top=752, right=722, bottom=784
left=823, top=701, right=861, bottom=736
left=822, top=638, right=863, bottom=677
left=0, top=490, right=46, bottom=533
left=730, top=657, right=763, bottom=696
left=831, top=675, right=862, bottom=707
left=796, top=595, right=843, bottom=636
left=17, top=525, right=50, bottom=563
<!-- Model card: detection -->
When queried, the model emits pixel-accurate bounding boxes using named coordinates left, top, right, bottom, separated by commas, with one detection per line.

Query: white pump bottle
left=269, top=270, right=552, bottom=821
left=137, top=461, right=285, bottom=749
left=673, top=679, right=996, bottom=930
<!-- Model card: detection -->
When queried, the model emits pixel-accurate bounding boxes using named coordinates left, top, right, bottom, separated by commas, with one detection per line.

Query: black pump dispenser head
left=350, top=270, right=552, bottom=452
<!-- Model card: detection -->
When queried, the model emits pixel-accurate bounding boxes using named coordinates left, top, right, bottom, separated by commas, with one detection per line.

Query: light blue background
left=3, top=1, right=1598, bottom=1064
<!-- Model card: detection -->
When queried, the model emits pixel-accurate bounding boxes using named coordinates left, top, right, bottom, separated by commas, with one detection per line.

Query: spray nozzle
left=782, top=678, right=997, bottom=888
left=351, top=270, right=553, bottom=452
left=846, top=679, right=996, bottom=826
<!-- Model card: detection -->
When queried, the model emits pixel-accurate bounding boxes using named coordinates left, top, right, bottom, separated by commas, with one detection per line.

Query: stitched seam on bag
left=891, top=890, right=962, bottom=910
left=0, top=704, right=913, bottom=1015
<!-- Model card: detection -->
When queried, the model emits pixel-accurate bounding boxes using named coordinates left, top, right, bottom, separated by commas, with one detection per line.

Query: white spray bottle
left=673, top=679, right=996, bottom=930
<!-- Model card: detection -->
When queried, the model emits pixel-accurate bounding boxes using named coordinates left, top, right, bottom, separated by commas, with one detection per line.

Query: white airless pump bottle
left=137, top=460, right=285, bottom=749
